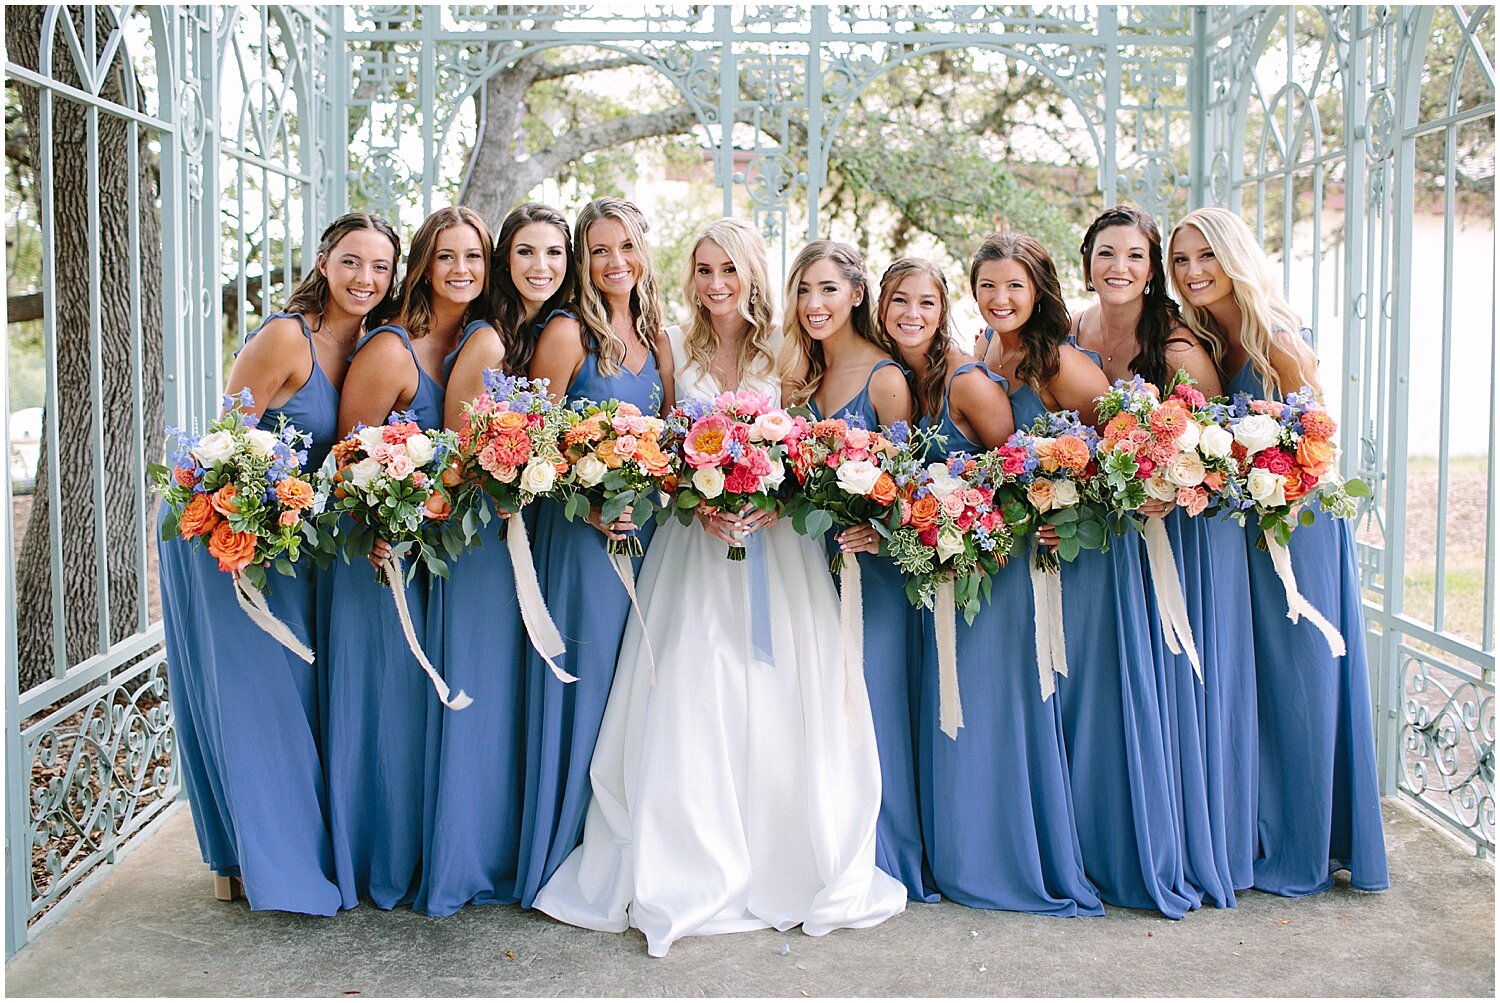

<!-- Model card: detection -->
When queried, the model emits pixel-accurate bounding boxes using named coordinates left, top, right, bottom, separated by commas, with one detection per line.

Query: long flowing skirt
left=1246, top=509, right=1388, bottom=895
left=534, top=518, right=906, bottom=957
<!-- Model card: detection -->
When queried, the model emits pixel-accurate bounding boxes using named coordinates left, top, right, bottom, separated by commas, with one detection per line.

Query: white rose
left=925, top=462, right=963, bottom=501
left=835, top=459, right=882, bottom=496
left=692, top=466, right=725, bottom=499
left=751, top=410, right=794, bottom=443
left=243, top=428, right=279, bottom=459
left=1051, top=478, right=1079, bottom=507
left=404, top=432, right=435, bottom=466
left=1233, top=413, right=1282, bottom=454
left=1247, top=467, right=1287, bottom=507
left=1198, top=423, right=1233, bottom=459
left=1165, top=453, right=1207, bottom=488
left=357, top=425, right=386, bottom=454
left=1173, top=419, right=1201, bottom=452
left=762, top=458, right=786, bottom=491
left=349, top=457, right=383, bottom=488
left=519, top=456, right=556, bottom=495
left=574, top=454, right=609, bottom=488
left=935, top=527, right=966, bottom=563
left=191, top=430, right=235, bottom=467
left=1144, top=474, right=1179, bottom=502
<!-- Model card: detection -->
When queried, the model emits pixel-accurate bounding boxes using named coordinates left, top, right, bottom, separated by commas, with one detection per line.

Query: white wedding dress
left=533, top=326, right=907, bottom=957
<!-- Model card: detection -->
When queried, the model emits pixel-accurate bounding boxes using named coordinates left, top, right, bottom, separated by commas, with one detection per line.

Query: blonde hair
left=681, top=218, right=778, bottom=387
left=1168, top=207, right=1320, bottom=397
left=392, top=206, right=492, bottom=340
left=779, top=240, right=900, bottom=406
left=573, top=197, right=665, bottom=378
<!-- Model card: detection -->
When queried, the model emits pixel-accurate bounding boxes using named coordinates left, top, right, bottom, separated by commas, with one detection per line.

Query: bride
left=534, top=218, right=907, bottom=957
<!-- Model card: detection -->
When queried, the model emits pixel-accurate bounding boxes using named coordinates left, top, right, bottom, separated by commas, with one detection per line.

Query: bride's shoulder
left=665, top=323, right=689, bottom=370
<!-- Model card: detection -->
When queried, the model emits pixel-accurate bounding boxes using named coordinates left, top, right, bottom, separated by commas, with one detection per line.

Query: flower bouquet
left=1225, top=387, right=1369, bottom=655
left=886, top=451, right=1019, bottom=735
left=782, top=415, right=909, bottom=573
left=665, top=390, right=795, bottom=560
left=318, top=410, right=472, bottom=708
left=150, top=390, right=318, bottom=661
left=555, top=398, right=675, bottom=557
left=452, top=370, right=573, bottom=679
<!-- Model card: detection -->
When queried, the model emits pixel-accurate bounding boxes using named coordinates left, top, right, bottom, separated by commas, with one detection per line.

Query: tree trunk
left=8, top=6, right=165, bottom=693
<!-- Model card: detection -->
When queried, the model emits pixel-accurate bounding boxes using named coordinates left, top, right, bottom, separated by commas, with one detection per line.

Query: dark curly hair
left=1078, top=204, right=1187, bottom=389
left=968, top=232, right=1071, bottom=392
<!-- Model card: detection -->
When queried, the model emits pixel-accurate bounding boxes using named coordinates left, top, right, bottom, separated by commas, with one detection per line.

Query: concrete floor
left=4, top=801, right=1494, bottom=998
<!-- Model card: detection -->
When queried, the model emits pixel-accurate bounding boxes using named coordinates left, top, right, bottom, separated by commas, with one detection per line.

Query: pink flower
left=962, top=487, right=985, bottom=508
left=725, top=464, right=761, bottom=494
left=383, top=421, right=419, bottom=444
left=1177, top=486, right=1209, bottom=517
left=845, top=427, right=873, bottom=451
left=278, top=510, right=300, bottom=528
left=940, top=493, right=965, bottom=518
left=684, top=415, right=733, bottom=467
left=1171, top=384, right=1207, bottom=409
left=386, top=454, right=415, bottom=480
left=615, top=434, right=639, bottom=457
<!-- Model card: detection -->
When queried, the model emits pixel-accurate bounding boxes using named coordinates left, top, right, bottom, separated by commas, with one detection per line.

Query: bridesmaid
left=517, top=196, right=674, bottom=906
left=885, top=257, right=1102, bottom=916
left=157, top=212, right=399, bottom=913
left=1074, top=204, right=1254, bottom=906
left=322, top=206, right=488, bottom=909
left=416, top=202, right=576, bottom=917
left=782, top=242, right=931, bottom=902
left=975, top=232, right=1199, bottom=918
left=1169, top=207, right=1389, bottom=896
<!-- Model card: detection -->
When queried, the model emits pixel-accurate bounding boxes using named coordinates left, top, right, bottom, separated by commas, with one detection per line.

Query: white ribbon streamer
left=232, top=574, right=315, bottom=664
left=935, top=579, right=963, bottom=740
left=505, top=517, right=574, bottom=683
left=610, top=551, right=659, bottom=685
left=381, top=556, right=473, bottom=710
left=1028, top=541, right=1069, bottom=701
left=1264, top=529, right=1347, bottom=657
left=838, top=552, right=865, bottom=716
left=1142, top=517, right=1203, bottom=682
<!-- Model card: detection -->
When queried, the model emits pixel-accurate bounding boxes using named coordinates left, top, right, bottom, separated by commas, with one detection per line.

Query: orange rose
left=595, top=438, right=624, bottom=469
left=868, top=472, right=897, bottom=506
left=440, top=459, right=465, bottom=487
left=210, top=483, right=239, bottom=516
left=909, top=495, right=940, bottom=531
left=636, top=440, right=672, bottom=477
left=276, top=477, right=314, bottom=511
left=178, top=493, right=220, bottom=539
left=494, top=411, right=527, bottom=432
left=207, top=521, right=257, bottom=573
left=422, top=493, right=452, bottom=522
left=1283, top=470, right=1309, bottom=502
left=1296, top=437, right=1335, bottom=477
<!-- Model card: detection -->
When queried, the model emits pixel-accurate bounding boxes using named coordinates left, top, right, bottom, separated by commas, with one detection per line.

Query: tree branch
left=533, top=56, right=639, bottom=82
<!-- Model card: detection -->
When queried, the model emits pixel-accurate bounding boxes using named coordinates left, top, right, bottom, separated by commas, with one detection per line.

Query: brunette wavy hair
left=283, top=212, right=402, bottom=325
left=490, top=202, right=575, bottom=376
left=877, top=257, right=952, bottom=424
left=968, top=232, right=1071, bottom=392
left=1078, top=204, right=1187, bottom=389
left=390, top=206, right=493, bottom=340
left=779, top=240, right=901, bottom=407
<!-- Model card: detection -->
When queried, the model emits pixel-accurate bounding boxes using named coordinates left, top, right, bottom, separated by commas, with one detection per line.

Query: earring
left=749, top=288, right=759, bottom=306
left=1085, top=280, right=1094, bottom=291
left=692, top=293, right=703, bottom=308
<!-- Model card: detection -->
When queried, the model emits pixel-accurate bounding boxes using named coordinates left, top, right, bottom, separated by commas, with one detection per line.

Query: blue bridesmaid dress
left=414, top=320, right=529, bottom=917
left=155, top=311, right=341, bottom=914
left=319, top=324, right=445, bottom=910
left=515, top=348, right=661, bottom=907
left=912, top=363, right=1101, bottom=915
left=1009, top=365, right=1199, bottom=919
left=1142, top=508, right=1252, bottom=906
left=1228, top=358, right=1388, bottom=896
left=810, top=359, right=938, bottom=904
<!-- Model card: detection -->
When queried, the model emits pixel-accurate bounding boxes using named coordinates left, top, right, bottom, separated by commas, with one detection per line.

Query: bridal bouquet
left=1224, top=387, right=1369, bottom=657
left=993, top=409, right=1107, bottom=571
left=454, top=370, right=572, bottom=679
left=556, top=397, right=675, bottom=556
left=317, top=410, right=473, bottom=708
left=1226, top=387, right=1366, bottom=547
left=455, top=370, right=569, bottom=515
left=782, top=415, right=910, bottom=572
left=1092, top=374, right=1242, bottom=524
left=150, top=390, right=318, bottom=660
left=318, top=410, right=469, bottom=578
left=666, top=390, right=796, bottom=560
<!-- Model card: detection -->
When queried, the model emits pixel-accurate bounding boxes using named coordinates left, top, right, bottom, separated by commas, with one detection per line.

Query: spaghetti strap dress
left=913, top=362, right=1101, bottom=915
left=1228, top=354, right=1388, bottom=896
left=155, top=311, right=341, bottom=914
left=319, top=323, right=445, bottom=910
left=515, top=346, right=661, bottom=907
left=809, top=358, right=937, bottom=904
left=1008, top=342, right=1198, bottom=918
left=414, top=319, right=528, bottom=916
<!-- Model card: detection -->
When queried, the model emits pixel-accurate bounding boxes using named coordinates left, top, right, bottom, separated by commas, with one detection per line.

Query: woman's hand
left=837, top=523, right=881, bottom=555
left=368, top=536, right=392, bottom=570
left=694, top=508, right=741, bottom=546
left=1140, top=498, right=1174, bottom=519
left=1036, top=522, right=1061, bottom=549
left=586, top=504, right=637, bottom=542
left=727, top=503, right=778, bottom=536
